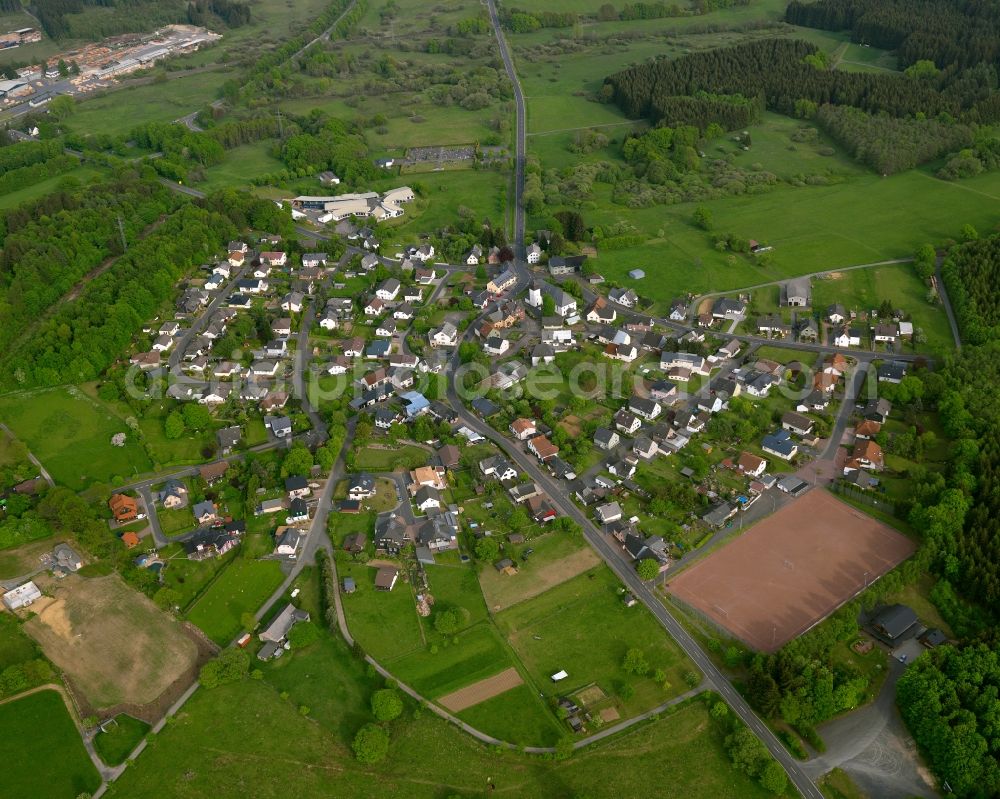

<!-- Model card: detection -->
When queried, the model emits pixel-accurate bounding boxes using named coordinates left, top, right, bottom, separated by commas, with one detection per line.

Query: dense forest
left=785, top=0, right=1000, bottom=71
left=33, top=0, right=188, bottom=40
left=648, top=91, right=762, bottom=133
left=941, top=236, right=1000, bottom=345
left=0, top=170, right=291, bottom=389
left=29, top=0, right=249, bottom=39
left=0, top=172, right=178, bottom=356
left=897, top=644, right=1000, bottom=796
left=186, top=0, right=250, bottom=28
left=815, top=104, right=974, bottom=174
left=603, top=39, right=1000, bottom=127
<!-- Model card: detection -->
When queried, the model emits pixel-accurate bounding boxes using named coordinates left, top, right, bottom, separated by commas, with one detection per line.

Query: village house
left=285, top=475, right=311, bottom=500
left=414, top=485, right=441, bottom=513
left=834, top=327, right=863, bottom=348
left=265, top=415, right=293, bottom=439
left=465, top=243, right=483, bottom=265
left=510, top=418, right=538, bottom=440
left=375, top=278, right=401, bottom=301
left=532, top=343, right=555, bottom=365
left=274, top=526, right=307, bottom=558
left=737, top=451, right=767, bottom=477
left=615, top=409, right=642, bottom=435
left=158, top=480, right=188, bottom=509
left=781, top=277, right=811, bottom=307
left=873, top=322, right=899, bottom=343
left=712, top=297, right=747, bottom=320
left=348, top=473, right=377, bottom=501
left=409, top=466, right=447, bottom=494
left=487, top=268, right=518, bottom=294
left=2, top=581, right=42, bottom=611
left=594, top=427, right=621, bottom=451
left=527, top=281, right=578, bottom=317
left=375, top=566, right=399, bottom=591
left=595, top=501, right=623, bottom=525
left=430, top=322, right=458, bottom=348
left=847, top=439, right=885, bottom=472
left=762, top=429, right=798, bottom=460
left=109, top=493, right=143, bottom=523
left=781, top=411, right=815, bottom=437
left=364, top=297, right=385, bottom=316
left=855, top=419, right=882, bottom=440
left=586, top=297, right=617, bottom=324
left=609, top=287, right=639, bottom=308
left=281, top=291, right=304, bottom=313
left=628, top=396, right=662, bottom=421
left=757, top=314, right=791, bottom=338
left=199, top=461, right=229, bottom=486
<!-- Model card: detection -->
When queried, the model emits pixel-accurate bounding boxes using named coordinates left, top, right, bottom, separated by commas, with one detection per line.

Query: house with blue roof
left=401, top=390, right=430, bottom=418
left=761, top=429, right=798, bottom=461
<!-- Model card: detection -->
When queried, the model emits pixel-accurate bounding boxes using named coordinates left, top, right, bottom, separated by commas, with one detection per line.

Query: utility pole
left=116, top=215, right=128, bottom=252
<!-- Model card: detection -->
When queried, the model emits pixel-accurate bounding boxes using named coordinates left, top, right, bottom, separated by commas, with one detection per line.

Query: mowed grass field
left=478, top=530, right=600, bottom=611
left=113, top=671, right=775, bottom=799
left=585, top=168, right=1000, bottom=310
left=351, top=444, right=431, bottom=471
left=25, top=573, right=199, bottom=708
left=186, top=558, right=285, bottom=645
left=93, top=714, right=151, bottom=766
left=0, top=387, right=151, bottom=490
left=372, top=169, right=510, bottom=253
left=111, top=567, right=772, bottom=796
left=496, top=567, right=696, bottom=719
left=199, top=140, right=285, bottom=191
left=0, top=689, right=100, bottom=798
left=338, top=560, right=424, bottom=661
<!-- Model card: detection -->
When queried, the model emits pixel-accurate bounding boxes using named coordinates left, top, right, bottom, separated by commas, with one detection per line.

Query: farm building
left=3, top=581, right=41, bottom=610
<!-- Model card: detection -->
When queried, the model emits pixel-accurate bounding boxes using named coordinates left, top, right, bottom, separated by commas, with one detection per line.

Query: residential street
left=295, top=296, right=330, bottom=442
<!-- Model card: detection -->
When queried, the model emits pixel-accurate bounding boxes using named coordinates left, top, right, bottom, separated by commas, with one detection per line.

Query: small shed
left=375, top=566, right=399, bottom=592
left=494, top=558, right=518, bottom=575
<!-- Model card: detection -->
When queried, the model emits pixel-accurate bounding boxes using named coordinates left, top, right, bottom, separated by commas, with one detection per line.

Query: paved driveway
left=805, top=659, right=936, bottom=798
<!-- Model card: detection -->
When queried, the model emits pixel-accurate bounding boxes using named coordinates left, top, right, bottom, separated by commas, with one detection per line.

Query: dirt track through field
left=437, top=667, right=523, bottom=712
left=668, top=489, right=915, bottom=652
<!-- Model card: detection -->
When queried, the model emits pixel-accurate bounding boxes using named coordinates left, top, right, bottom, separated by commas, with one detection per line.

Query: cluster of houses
left=129, top=240, right=325, bottom=431
left=693, top=278, right=918, bottom=353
